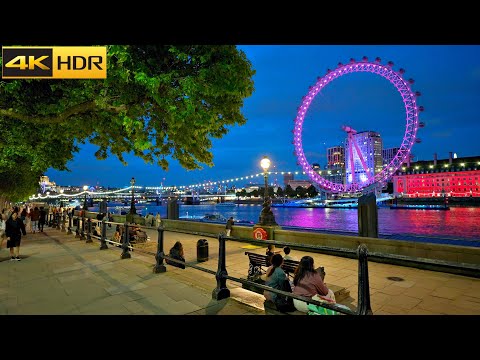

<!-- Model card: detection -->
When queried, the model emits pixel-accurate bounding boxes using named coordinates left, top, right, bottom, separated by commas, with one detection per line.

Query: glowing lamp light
left=83, top=185, right=88, bottom=191
left=260, top=157, right=271, bottom=172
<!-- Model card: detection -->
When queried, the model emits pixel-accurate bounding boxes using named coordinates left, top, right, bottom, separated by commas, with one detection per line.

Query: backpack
left=274, top=279, right=296, bottom=313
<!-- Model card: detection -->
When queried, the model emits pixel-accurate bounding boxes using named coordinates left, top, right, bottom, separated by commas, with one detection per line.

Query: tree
left=296, top=186, right=307, bottom=198
left=0, top=45, right=255, bottom=203
left=306, top=185, right=319, bottom=198
left=285, top=184, right=295, bottom=198
left=276, top=186, right=284, bottom=198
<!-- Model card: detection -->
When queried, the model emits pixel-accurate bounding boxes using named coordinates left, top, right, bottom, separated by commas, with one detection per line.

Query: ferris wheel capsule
left=418, top=106, right=425, bottom=112
left=415, top=138, right=422, bottom=143
left=362, top=56, right=368, bottom=62
left=415, top=91, right=421, bottom=97
left=375, top=57, right=381, bottom=63
left=387, top=61, right=394, bottom=67
left=408, top=78, right=415, bottom=84
left=349, top=58, right=356, bottom=63
left=327, top=69, right=332, bottom=73
left=398, top=68, right=405, bottom=74
left=418, top=122, right=426, bottom=128
left=337, top=62, right=343, bottom=67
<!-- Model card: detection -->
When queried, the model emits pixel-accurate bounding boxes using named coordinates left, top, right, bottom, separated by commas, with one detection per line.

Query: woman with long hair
left=292, top=255, right=335, bottom=313
left=166, top=241, right=186, bottom=269
left=264, top=253, right=295, bottom=312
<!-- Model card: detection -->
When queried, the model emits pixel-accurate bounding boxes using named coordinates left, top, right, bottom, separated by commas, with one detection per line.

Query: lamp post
left=83, top=185, right=88, bottom=210
left=259, top=156, right=277, bottom=226
left=130, top=177, right=137, bottom=215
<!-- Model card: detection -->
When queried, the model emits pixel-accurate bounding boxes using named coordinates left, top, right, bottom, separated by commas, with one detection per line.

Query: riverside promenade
left=1, top=225, right=480, bottom=315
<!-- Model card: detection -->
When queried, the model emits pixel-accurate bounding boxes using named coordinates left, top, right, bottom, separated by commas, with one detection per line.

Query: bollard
left=67, top=213, right=73, bottom=235
left=356, top=244, right=373, bottom=315
left=212, top=233, right=230, bottom=300
left=100, top=218, right=108, bottom=250
left=120, top=223, right=131, bottom=259
left=153, top=226, right=166, bottom=273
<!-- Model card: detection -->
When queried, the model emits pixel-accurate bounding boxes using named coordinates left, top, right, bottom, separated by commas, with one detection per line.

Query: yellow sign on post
left=2, top=46, right=107, bottom=79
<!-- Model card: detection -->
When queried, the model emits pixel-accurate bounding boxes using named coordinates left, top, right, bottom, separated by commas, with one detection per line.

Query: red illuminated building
left=393, top=154, right=480, bottom=198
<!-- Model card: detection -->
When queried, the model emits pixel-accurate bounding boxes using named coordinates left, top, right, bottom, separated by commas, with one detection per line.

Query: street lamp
left=83, top=185, right=88, bottom=210
left=259, top=156, right=277, bottom=226
left=130, top=177, right=137, bottom=215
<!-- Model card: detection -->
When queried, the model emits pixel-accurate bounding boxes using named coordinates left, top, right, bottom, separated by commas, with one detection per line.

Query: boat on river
left=390, top=204, right=450, bottom=210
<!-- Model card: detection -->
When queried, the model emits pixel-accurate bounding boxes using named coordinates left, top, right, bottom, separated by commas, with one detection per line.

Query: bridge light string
left=29, top=171, right=305, bottom=200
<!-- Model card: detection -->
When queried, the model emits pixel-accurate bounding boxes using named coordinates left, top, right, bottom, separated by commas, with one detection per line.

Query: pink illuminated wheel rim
left=293, top=57, right=423, bottom=194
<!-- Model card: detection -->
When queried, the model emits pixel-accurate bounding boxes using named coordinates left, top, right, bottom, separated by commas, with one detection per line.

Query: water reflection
left=95, top=203, right=480, bottom=241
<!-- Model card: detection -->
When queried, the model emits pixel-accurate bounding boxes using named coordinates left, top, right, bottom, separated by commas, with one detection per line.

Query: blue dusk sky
left=46, top=45, right=480, bottom=188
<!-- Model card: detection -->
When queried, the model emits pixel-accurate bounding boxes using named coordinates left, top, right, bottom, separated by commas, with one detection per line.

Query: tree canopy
left=0, top=45, right=256, bottom=202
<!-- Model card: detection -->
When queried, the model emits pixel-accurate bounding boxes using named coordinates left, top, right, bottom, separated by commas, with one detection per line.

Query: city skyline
left=45, top=45, right=480, bottom=188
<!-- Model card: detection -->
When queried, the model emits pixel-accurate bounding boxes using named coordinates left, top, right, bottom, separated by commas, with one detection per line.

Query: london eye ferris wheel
left=293, top=56, right=425, bottom=195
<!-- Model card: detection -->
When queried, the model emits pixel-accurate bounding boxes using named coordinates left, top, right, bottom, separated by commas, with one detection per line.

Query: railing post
left=153, top=225, right=166, bottom=273
left=356, top=244, right=373, bottom=315
left=121, top=223, right=131, bottom=259
left=100, top=218, right=108, bottom=250
left=67, top=213, right=73, bottom=235
left=80, top=213, right=86, bottom=240
left=86, top=218, right=93, bottom=243
left=212, top=233, right=230, bottom=300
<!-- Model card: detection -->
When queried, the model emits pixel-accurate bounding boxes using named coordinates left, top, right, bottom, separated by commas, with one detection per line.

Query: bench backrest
left=245, top=252, right=269, bottom=267
left=245, top=251, right=299, bottom=275
left=282, top=259, right=299, bottom=275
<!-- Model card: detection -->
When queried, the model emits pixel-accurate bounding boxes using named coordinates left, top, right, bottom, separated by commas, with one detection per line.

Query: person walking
left=5, top=211, right=27, bottom=261
left=225, top=216, right=234, bottom=237
left=38, top=206, right=47, bottom=232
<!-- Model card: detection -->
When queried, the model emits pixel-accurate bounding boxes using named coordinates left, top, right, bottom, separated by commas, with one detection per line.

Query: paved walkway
left=1, top=224, right=480, bottom=315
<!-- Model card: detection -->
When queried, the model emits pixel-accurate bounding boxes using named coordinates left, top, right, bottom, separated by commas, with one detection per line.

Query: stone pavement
left=1, top=225, right=480, bottom=315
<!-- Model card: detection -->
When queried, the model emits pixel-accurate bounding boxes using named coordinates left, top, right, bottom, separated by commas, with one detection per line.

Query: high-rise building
left=383, top=147, right=400, bottom=166
left=327, top=146, right=345, bottom=170
left=345, top=131, right=383, bottom=186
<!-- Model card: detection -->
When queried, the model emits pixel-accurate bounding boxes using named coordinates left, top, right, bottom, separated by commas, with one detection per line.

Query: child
left=283, top=246, right=298, bottom=261
left=266, top=244, right=281, bottom=266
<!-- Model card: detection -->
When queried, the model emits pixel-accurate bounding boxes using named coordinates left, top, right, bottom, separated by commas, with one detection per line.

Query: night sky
left=45, top=45, right=480, bottom=188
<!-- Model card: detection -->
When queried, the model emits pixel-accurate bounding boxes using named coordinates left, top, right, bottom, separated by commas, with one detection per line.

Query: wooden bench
left=244, top=251, right=350, bottom=302
left=245, top=251, right=300, bottom=279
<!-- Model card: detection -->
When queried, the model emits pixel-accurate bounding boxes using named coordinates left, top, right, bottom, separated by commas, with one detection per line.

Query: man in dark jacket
left=38, top=207, right=47, bottom=232
left=5, top=211, right=27, bottom=261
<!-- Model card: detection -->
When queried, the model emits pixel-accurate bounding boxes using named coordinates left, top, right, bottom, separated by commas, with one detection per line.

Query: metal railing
left=59, top=214, right=372, bottom=315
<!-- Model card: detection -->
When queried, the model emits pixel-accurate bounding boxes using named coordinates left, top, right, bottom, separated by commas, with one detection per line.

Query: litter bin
left=197, top=239, right=209, bottom=262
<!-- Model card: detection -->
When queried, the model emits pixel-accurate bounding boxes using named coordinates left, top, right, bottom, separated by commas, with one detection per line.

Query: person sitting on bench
left=292, top=256, right=336, bottom=313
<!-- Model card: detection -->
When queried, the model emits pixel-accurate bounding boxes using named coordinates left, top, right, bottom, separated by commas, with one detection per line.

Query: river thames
left=94, top=203, right=480, bottom=245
